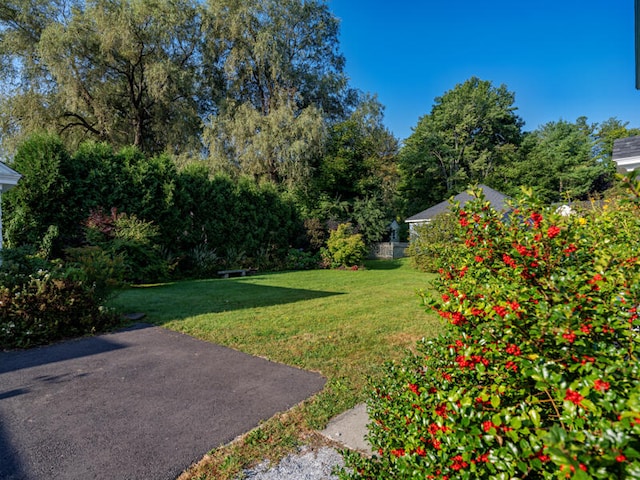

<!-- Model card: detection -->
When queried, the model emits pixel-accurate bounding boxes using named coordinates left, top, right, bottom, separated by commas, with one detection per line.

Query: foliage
left=84, top=208, right=168, bottom=284
left=342, top=186, right=640, bottom=479
left=1, top=0, right=208, bottom=154
left=64, top=246, right=126, bottom=304
left=399, top=77, right=523, bottom=216
left=322, top=223, right=368, bottom=268
left=315, top=96, right=399, bottom=204
left=406, top=212, right=458, bottom=273
left=493, top=117, right=616, bottom=203
left=0, top=250, right=120, bottom=350
left=0, top=0, right=352, bottom=156
left=2, top=133, right=71, bottom=252
left=204, top=91, right=325, bottom=187
left=284, top=248, right=320, bottom=271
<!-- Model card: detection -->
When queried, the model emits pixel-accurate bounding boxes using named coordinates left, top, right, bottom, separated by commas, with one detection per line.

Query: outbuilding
left=405, top=184, right=509, bottom=236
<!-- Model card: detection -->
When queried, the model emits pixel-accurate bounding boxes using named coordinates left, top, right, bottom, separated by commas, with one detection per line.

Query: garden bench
left=217, top=269, right=247, bottom=278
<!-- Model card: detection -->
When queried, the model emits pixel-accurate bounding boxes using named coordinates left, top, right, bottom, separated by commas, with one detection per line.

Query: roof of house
left=0, top=162, right=21, bottom=192
left=405, top=184, right=509, bottom=223
left=613, top=136, right=640, bottom=172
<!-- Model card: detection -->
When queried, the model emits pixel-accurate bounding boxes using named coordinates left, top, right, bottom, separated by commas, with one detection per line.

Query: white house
left=612, top=136, right=640, bottom=172
left=0, top=162, right=22, bottom=251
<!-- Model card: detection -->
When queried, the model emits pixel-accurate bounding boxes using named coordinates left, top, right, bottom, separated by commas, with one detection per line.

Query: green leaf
left=491, top=394, right=501, bottom=408
left=529, top=409, right=541, bottom=427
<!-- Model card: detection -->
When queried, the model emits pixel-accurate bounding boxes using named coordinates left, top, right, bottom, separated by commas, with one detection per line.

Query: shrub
left=0, top=258, right=120, bottom=350
left=406, top=212, right=458, bottom=273
left=341, top=186, right=640, bottom=479
left=84, top=208, right=168, bottom=284
left=322, top=223, right=368, bottom=268
left=284, top=248, right=321, bottom=270
left=64, top=246, right=126, bottom=303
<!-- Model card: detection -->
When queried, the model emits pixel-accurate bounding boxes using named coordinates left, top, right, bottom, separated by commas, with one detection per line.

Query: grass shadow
left=114, top=279, right=343, bottom=324
left=364, top=259, right=407, bottom=270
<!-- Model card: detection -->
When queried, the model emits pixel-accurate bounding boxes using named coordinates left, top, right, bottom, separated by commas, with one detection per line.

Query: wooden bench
left=217, top=269, right=247, bottom=279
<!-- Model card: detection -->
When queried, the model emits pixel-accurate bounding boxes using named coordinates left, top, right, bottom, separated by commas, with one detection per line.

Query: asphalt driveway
left=0, top=324, right=326, bottom=480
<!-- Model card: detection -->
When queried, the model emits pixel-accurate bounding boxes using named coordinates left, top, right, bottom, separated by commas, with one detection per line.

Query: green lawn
left=109, top=258, right=441, bottom=479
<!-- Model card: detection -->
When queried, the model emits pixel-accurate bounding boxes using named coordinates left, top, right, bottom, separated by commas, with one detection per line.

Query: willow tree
left=204, top=89, right=326, bottom=187
left=203, top=0, right=353, bottom=186
left=1, top=0, right=215, bottom=154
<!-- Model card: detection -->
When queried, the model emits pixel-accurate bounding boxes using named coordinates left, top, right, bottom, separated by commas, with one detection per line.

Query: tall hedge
left=2, top=135, right=304, bottom=278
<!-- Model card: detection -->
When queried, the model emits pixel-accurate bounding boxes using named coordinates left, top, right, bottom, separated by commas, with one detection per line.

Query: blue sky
left=329, top=1, right=638, bottom=142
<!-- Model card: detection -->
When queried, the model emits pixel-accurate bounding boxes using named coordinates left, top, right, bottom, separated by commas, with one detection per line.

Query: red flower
left=547, top=225, right=561, bottom=239
left=565, top=388, right=584, bottom=406
left=562, top=331, right=577, bottom=343
left=502, top=253, right=517, bottom=268
left=451, top=312, right=467, bottom=326
left=435, top=403, right=448, bottom=418
left=588, top=274, right=604, bottom=285
left=506, top=344, right=522, bottom=356
left=442, top=372, right=452, bottom=381
left=564, top=243, right=578, bottom=254
left=459, top=217, right=469, bottom=227
left=505, top=361, right=518, bottom=371
left=594, top=379, right=610, bottom=392
left=450, top=455, right=468, bottom=471
left=579, top=323, right=592, bottom=334
left=471, top=307, right=485, bottom=317
left=536, top=452, right=550, bottom=462
left=531, top=212, right=543, bottom=228
left=507, top=300, right=520, bottom=311
left=415, top=447, right=426, bottom=457
left=432, top=439, right=442, bottom=450
left=482, top=420, right=496, bottom=432
left=391, top=448, right=405, bottom=457
left=475, top=453, right=490, bottom=463
left=616, top=454, right=627, bottom=462
left=493, top=305, right=508, bottom=317
left=474, top=255, right=484, bottom=263
left=408, top=383, right=420, bottom=395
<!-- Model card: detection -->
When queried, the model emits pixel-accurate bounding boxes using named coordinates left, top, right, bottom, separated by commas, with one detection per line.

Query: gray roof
left=0, top=162, right=21, bottom=192
left=612, top=136, right=640, bottom=160
left=405, top=184, right=509, bottom=223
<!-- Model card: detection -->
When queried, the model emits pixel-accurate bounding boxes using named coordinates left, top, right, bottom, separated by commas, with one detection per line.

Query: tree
left=207, top=0, right=352, bottom=120
left=493, top=117, right=615, bottom=203
left=1, top=0, right=218, bottom=154
left=202, top=0, right=355, bottom=186
left=203, top=89, right=326, bottom=187
left=308, top=95, right=400, bottom=244
left=316, top=95, right=399, bottom=204
left=399, top=77, right=523, bottom=215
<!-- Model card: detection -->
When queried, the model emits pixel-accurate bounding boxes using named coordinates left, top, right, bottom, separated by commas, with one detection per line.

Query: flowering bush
left=341, top=186, right=640, bottom=479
